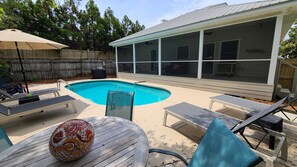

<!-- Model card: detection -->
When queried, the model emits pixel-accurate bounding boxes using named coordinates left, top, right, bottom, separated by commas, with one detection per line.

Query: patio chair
left=0, top=87, right=60, bottom=102
left=0, top=79, right=25, bottom=96
left=0, top=95, right=77, bottom=117
left=105, top=90, right=135, bottom=121
left=163, top=97, right=287, bottom=167
left=150, top=118, right=262, bottom=167
left=209, top=95, right=286, bottom=150
left=209, top=94, right=297, bottom=121
left=0, top=125, right=12, bottom=153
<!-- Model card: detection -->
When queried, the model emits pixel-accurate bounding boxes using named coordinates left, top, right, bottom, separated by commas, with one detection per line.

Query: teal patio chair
left=149, top=118, right=262, bottom=167
left=105, top=90, right=135, bottom=121
left=0, top=125, right=12, bottom=153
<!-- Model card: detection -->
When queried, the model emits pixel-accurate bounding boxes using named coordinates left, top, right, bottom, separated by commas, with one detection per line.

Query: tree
left=0, top=0, right=145, bottom=52
left=122, top=16, right=145, bottom=36
left=0, top=7, right=3, bottom=18
left=0, top=0, right=26, bottom=29
left=0, top=7, right=3, bottom=28
left=80, top=0, right=102, bottom=50
left=132, top=20, right=145, bottom=33
left=279, top=20, right=297, bottom=59
left=54, top=0, right=82, bottom=49
left=122, top=15, right=133, bottom=36
left=102, top=7, right=124, bottom=52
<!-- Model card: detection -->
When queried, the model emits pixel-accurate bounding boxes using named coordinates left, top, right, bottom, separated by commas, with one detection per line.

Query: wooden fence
left=0, top=49, right=114, bottom=60
left=278, top=58, right=297, bottom=92
left=0, top=49, right=116, bottom=81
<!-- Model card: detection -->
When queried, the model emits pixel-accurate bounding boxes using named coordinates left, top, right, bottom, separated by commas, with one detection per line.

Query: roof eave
left=110, top=0, right=297, bottom=47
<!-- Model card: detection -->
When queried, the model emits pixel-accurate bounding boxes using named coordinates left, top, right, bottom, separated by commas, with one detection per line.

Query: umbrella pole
left=15, top=42, right=29, bottom=93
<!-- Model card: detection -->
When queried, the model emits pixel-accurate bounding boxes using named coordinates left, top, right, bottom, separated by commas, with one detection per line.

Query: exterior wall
left=162, top=32, right=199, bottom=61
left=118, top=45, right=133, bottom=62
left=161, top=32, right=199, bottom=77
left=205, top=19, right=275, bottom=60
left=118, top=45, right=133, bottom=73
left=135, top=40, right=159, bottom=75
left=204, top=18, right=275, bottom=80
left=115, top=17, right=278, bottom=100
left=118, top=73, right=274, bottom=100
left=135, top=40, right=158, bottom=61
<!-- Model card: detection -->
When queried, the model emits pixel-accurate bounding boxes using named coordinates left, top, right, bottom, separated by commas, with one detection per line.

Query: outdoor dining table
left=0, top=116, right=149, bottom=167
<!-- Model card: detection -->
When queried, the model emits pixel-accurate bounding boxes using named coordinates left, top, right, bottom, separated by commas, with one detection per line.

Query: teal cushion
left=188, top=118, right=262, bottom=167
left=0, top=126, right=12, bottom=153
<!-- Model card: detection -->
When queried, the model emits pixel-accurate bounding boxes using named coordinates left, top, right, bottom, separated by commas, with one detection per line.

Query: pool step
left=134, top=81, right=146, bottom=84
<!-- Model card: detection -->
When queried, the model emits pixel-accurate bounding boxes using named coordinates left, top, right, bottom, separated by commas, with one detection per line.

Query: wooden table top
left=0, top=117, right=149, bottom=167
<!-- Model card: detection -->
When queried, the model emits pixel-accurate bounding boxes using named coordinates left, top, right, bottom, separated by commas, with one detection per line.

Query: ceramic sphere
left=49, top=119, right=95, bottom=162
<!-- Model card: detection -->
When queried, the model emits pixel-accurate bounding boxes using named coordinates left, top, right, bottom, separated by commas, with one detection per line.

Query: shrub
left=0, top=58, right=13, bottom=82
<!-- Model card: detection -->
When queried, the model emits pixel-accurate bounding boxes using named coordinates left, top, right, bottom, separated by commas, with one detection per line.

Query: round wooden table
left=0, top=117, right=149, bottom=167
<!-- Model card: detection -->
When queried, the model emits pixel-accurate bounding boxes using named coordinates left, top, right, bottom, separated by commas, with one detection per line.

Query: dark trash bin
left=91, top=68, right=107, bottom=79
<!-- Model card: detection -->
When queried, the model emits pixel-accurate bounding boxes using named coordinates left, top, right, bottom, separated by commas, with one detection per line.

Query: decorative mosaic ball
left=49, top=119, right=95, bottom=162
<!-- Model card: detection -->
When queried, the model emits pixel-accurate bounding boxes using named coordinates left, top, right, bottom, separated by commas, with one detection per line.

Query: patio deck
left=0, top=78, right=296, bottom=167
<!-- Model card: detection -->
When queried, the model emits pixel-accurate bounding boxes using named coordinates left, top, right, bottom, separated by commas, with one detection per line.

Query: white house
left=110, top=0, right=297, bottom=100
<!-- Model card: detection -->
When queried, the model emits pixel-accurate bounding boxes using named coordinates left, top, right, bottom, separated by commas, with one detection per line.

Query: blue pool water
left=66, top=81, right=171, bottom=105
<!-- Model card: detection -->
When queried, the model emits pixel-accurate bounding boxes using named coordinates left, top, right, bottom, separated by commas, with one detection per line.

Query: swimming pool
left=66, top=80, right=171, bottom=106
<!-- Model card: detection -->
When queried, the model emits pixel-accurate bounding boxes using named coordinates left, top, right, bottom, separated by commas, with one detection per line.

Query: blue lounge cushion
left=188, top=118, right=262, bottom=167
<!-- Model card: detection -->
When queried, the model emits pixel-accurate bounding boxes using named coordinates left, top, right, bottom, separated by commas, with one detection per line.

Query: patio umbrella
left=0, top=29, right=68, bottom=93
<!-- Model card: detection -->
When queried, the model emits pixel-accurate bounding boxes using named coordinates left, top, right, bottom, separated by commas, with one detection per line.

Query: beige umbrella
left=0, top=29, right=68, bottom=92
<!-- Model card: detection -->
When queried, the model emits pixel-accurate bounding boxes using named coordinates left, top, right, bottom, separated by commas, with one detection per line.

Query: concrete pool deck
left=1, top=78, right=297, bottom=166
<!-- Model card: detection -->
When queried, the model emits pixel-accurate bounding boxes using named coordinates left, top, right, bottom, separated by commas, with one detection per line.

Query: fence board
left=7, top=60, right=115, bottom=81
left=278, top=58, right=297, bottom=91
left=0, top=49, right=114, bottom=60
left=0, top=49, right=115, bottom=81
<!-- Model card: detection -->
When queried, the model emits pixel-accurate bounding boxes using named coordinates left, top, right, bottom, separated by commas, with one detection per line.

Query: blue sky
left=79, top=0, right=256, bottom=28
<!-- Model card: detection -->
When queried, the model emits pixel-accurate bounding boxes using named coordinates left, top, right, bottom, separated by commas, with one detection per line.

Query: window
left=177, top=46, right=189, bottom=60
left=150, top=50, right=157, bottom=61
left=150, top=50, right=157, bottom=71
left=135, top=40, right=159, bottom=75
left=202, top=43, right=215, bottom=74
left=203, top=43, right=215, bottom=60
left=220, top=40, right=239, bottom=60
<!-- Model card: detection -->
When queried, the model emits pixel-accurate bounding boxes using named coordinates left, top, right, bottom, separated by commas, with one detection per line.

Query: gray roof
left=111, top=0, right=291, bottom=45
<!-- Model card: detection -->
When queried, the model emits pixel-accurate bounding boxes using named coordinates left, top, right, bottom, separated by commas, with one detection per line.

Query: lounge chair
left=0, top=88, right=60, bottom=103
left=0, top=95, right=77, bottom=117
left=209, top=95, right=285, bottom=150
left=0, top=125, right=12, bottom=153
left=0, top=79, right=25, bottom=96
left=163, top=98, right=287, bottom=167
left=209, top=94, right=297, bottom=121
left=105, top=90, right=135, bottom=121
left=150, top=118, right=262, bottom=167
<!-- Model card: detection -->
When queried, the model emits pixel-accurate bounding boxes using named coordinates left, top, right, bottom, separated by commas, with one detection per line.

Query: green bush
left=0, top=58, right=12, bottom=82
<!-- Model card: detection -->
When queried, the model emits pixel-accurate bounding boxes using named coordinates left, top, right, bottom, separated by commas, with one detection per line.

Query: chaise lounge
left=0, top=88, right=60, bottom=103
left=0, top=95, right=77, bottom=117
left=209, top=94, right=297, bottom=121
left=209, top=94, right=287, bottom=150
left=163, top=98, right=287, bottom=167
